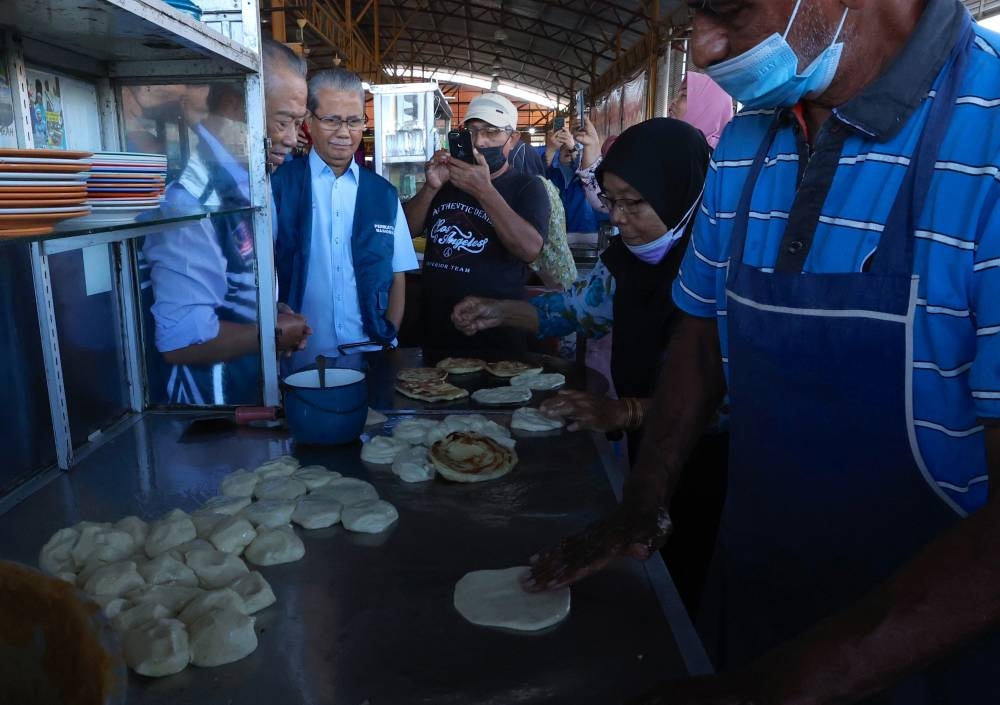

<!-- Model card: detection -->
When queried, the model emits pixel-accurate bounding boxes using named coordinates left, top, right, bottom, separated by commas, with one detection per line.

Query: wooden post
left=272, top=0, right=287, bottom=42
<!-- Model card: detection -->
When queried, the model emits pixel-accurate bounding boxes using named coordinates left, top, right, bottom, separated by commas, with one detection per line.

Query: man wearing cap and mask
left=404, top=92, right=549, bottom=355
left=526, top=1, right=1000, bottom=704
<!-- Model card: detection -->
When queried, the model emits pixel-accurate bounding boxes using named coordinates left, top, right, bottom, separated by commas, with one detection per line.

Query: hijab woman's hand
left=539, top=390, right=627, bottom=432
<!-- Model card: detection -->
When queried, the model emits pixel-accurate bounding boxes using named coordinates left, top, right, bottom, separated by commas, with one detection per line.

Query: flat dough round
left=220, top=469, right=258, bottom=498
left=509, top=372, right=565, bottom=390
left=454, top=566, right=570, bottom=631
left=240, top=499, right=296, bottom=529
left=510, top=406, right=565, bottom=432
left=188, top=608, right=257, bottom=667
left=253, top=477, right=308, bottom=501
left=485, top=361, right=543, bottom=378
left=292, top=497, right=343, bottom=529
left=360, top=435, right=412, bottom=464
left=436, top=357, right=486, bottom=374
left=471, top=386, right=533, bottom=406
left=185, top=549, right=250, bottom=589
left=429, top=432, right=517, bottom=483
left=244, top=526, right=305, bottom=566
left=310, top=477, right=379, bottom=506
left=397, top=367, right=449, bottom=383
left=391, top=446, right=435, bottom=483
left=341, top=500, right=399, bottom=534
left=394, top=379, right=469, bottom=403
left=123, top=618, right=190, bottom=677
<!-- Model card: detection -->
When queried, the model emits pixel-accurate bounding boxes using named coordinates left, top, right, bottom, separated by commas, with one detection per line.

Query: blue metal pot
left=282, top=367, right=368, bottom=445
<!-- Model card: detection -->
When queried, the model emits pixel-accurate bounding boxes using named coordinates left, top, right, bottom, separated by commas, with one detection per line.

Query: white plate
left=0, top=156, right=93, bottom=165
left=0, top=172, right=89, bottom=181
left=93, top=151, right=167, bottom=160
left=0, top=180, right=91, bottom=187
left=0, top=205, right=96, bottom=214
left=89, top=200, right=162, bottom=207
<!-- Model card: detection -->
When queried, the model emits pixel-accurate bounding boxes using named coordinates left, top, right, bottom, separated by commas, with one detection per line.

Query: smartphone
left=447, top=129, right=476, bottom=163
left=576, top=90, right=587, bottom=128
left=553, top=116, right=565, bottom=131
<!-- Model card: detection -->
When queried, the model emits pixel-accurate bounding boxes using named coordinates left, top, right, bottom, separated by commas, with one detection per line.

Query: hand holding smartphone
left=447, top=129, right=476, bottom=164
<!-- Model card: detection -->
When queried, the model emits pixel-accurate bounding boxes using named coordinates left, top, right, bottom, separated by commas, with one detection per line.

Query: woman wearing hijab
left=577, top=72, right=733, bottom=212
left=452, top=118, right=727, bottom=609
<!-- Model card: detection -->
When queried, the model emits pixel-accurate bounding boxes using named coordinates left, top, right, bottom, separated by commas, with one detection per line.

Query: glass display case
left=370, top=82, right=452, bottom=201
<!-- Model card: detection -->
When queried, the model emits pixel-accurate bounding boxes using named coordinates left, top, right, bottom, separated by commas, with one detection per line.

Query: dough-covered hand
left=447, top=149, right=494, bottom=198
left=539, top=390, right=625, bottom=432
left=523, top=502, right=672, bottom=592
left=425, top=149, right=451, bottom=190
left=451, top=296, right=506, bottom=336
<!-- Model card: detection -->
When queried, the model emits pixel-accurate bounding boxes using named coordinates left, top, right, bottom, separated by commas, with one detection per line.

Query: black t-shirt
left=421, top=169, right=549, bottom=354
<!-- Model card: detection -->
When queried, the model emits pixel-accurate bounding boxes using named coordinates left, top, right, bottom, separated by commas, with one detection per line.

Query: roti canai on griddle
left=485, top=361, right=543, bottom=378
left=429, top=432, right=517, bottom=483
left=394, top=378, right=469, bottom=403
left=436, top=357, right=487, bottom=374
left=396, top=367, right=449, bottom=383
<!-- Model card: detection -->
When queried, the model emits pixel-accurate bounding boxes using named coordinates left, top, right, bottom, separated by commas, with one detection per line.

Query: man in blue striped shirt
left=528, top=1, right=1000, bottom=703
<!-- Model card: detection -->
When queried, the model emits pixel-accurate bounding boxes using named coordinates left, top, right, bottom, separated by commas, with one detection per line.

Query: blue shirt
left=673, top=0, right=1000, bottom=515
left=292, top=150, right=417, bottom=369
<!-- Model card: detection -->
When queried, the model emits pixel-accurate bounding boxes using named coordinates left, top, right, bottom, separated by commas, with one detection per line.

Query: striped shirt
left=673, top=0, right=1000, bottom=515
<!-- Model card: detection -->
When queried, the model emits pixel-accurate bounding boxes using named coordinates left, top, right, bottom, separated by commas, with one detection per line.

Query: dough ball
left=360, top=436, right=411, bottom=465
left=138, top=554, right=199, bottom=587
left=126, top=584, right=202, bottom=614
left=123, top=619, right=190, bottom=677
left=341, top=500, right=398, bottom=534
left=93, top=595, right=129, bottom=619
left=309, top=477, right=378, bottom=507
left=390, top=418, right=441, bottom=446
left=188, top=608, right=257, bottom=667
left=453, top=566, right=570, bottom=632
left=391, top=446, right=435, bottom=483
left=291, top=465, right=342, bottom=490
left=244, top=527, right=305, bottom=566
left=254, top=455, right=299, bottom=479
left=177, top=587, right=248, bottom=625
left=145, top=515, right=197, bottom=558
left=165, top=539, right=216, bottom=563
left=240, top=499, right=296, bottom=529
left=38, top=527, right=78, bottom=575
left=291, top=497, right=343, bottom=529
left=185, top=549, right=250, bottom=589
left=220, top=469, right=258, bottom=498
left=72, top=527, right=136, bottom=568
left=190, top=511, right=228, bottom=540
left=200, top=495, right=252, bottom=516
left=113, top=601, right=172, bottom=634
left=510, top=407, right=564, bottom=432
left=83, top=560, right=146, bottom=597
left=115, top=516, right=150, bottom=547
left=207, top=516, right=257, bottom=554
left=162, top=509, right=189, bottom=521
left=253, top=477, right=307, bottom=501
left=229, top=572, right=276, bottom=614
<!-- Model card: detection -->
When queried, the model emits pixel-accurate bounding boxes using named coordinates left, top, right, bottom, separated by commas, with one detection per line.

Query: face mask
left=478, top=146, right=508, bottom=173
left=704, top=0, right=849, bottom=110
left=624, top=191, right=702, bottom=264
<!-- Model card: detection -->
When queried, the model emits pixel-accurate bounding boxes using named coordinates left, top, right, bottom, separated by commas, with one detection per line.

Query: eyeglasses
left=311, top=114, right=367, bottom=132
left=467, top=126, right=511, bottom=139
left=598, top=194, right=648, bottom=215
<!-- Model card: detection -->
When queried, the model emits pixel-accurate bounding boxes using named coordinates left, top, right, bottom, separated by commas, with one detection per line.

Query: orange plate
left=0, top=163, right=90, bottom=173
left=0, top=198, right=88, bottom=208
left=0, top=210, right=91, bottom=223
left=0, top=149, right=93, bottom=159
left=0, top=225, right=55, bottom=237
left=0, top=189, right=87, bottom=196
left=85, top=192, right=160, bottom=199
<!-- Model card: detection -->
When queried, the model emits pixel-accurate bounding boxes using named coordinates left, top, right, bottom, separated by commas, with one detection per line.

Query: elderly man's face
left=264, top=67, right=307, bottom=168
left=686, top=0, right=848, bottom=71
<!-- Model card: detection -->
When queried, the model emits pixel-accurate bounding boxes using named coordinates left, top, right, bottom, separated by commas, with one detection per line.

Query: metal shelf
left=0, top=0, right=258, bottom=74
left=381, top=155, right=427, bottom=164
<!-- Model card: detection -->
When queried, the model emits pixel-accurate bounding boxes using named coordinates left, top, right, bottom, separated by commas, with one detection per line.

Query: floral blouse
left=531, top=259, right=616, bottom=340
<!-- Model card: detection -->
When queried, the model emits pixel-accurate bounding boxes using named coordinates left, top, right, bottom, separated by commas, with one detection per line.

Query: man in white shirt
left=272, top=69, right=417, bottom=370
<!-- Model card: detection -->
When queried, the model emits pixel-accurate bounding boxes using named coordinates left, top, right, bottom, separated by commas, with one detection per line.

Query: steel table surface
left=0, top=353, right=709, bottom=705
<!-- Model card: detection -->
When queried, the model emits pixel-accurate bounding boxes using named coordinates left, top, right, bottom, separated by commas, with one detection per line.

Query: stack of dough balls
left=34, top=453, right=396, bottom=679
left=361, top=414, right=522, bottom=483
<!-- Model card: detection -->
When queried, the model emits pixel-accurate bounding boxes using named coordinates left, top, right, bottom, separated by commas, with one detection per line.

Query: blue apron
left=706, top=17, right=1000, bottom=702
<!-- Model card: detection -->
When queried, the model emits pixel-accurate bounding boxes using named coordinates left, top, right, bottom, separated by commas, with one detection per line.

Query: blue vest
left=272, top=157, right=398, bottom=344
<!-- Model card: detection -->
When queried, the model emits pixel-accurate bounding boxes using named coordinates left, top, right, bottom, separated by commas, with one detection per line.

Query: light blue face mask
left=704, top=0, right=849, bottom=110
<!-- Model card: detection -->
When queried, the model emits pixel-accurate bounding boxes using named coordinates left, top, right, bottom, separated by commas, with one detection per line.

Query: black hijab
left=596, top=118, right=710, bottom=229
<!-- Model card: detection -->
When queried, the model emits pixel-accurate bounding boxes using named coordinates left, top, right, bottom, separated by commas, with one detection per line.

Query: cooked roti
left=509, top=372, right=566, bottom=390
left=394, top=379, right=470, bottom=403
left=471, top=386, right=533, bottom=406
left=396, top=367, right=449, bottom=383
left=485, top=361, right=544, bottom=378
left=436, top=357, right=487, bottom=374
left=429, top=432, right=517, bottom=483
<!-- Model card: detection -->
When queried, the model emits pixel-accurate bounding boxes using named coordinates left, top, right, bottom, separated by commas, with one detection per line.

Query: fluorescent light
left=385, top=65, right=565, bottom=109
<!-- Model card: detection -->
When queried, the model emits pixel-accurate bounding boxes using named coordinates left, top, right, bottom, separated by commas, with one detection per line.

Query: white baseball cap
left=464, top=92, right=518, bottom=130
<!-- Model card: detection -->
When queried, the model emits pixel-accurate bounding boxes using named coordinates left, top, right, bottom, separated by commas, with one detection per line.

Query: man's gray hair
left=261, top=37, right=307, bottom=93
left=307, top=69, right=366, bottom=113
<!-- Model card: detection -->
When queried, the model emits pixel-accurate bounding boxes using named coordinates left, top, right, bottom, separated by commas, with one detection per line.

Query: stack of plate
left=0, top=149, right=93, bottom=237
left=79, top=152, right=167, bottom=226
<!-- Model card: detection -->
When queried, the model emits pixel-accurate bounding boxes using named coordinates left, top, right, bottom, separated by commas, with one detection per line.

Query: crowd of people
left=138, top=0, right=1000, bottom=700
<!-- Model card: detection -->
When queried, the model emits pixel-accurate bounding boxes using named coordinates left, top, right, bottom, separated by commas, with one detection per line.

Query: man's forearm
left=476, top=186, right=543, bottom=262
left=403, top=183, right=437, bottom=238
left=626, top=313, right=726, bottom=509
left=162, top=320, right=259, bottom=365
left=387, top=272, right=405, bottom=330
